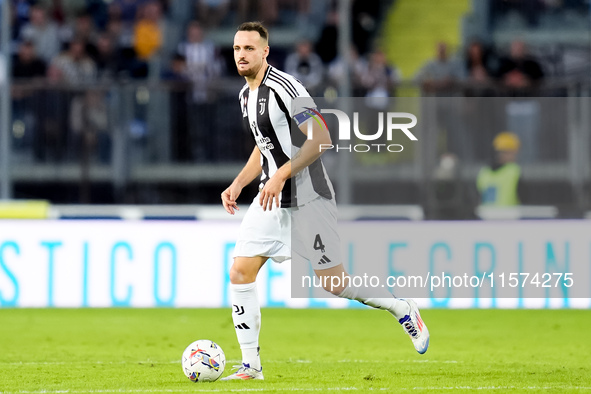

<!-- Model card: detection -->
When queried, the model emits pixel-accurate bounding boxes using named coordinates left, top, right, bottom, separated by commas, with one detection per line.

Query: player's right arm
left=221, top=146, right=262, bottom=215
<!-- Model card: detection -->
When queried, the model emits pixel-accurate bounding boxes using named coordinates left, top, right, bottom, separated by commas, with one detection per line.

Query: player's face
left=233, top=30, right=268, bottom=78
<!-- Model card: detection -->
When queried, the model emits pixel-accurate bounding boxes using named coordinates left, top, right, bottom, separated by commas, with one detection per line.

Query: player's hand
left=259, top=174, right=286, bottom=211
left=221, top=183, right=242, bottom=215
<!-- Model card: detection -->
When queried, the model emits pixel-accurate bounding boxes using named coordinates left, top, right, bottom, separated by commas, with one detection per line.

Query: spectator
left=69, top=90, right=110, bottom=163
left=196, top=0, right=230, bottom=28
left=284, top=40, right=324, bottom=95
left=498, top=40, right=544, bottom=93
left=114, top=0, right=149, bottom=25
left=103, top=10, right=148, bottom=79
left=476, top=132, right=525, bottom=206
left=352, top=0, right=381, bottom=56
left=37, top=59, right=71, bottom=162
left=464, top=40, right=497, bottom=96
left=36, top=0, right=87, bottom=25
left=352, top=49, right=399, bottom=154
left=12, top=0, right=34, bottom=41
left=177, top=21, right=222, bottom=162
left=12, top=40, right=47, bottom=80
left=415, top=42, right=465, bottom=95
left=50, top=39, right=97, bottom=84
left=498, top=41, right=544, bottom=163
left=86, top=0, right=110, bottom=30
left=315, top=9, right=339, bottom=64
left=133, top=1, right=165, bottom=61
left=358, top=49, right=400, bottom=109
left=161, top=53, right=189, bottom=81
left=20, top=4, right=61, bottom=64
left=49, top=40, right=109, bottom=164
left=105, top=15, right=132, bottom=49
left=161, top=54, right=192, bottom=162
left=462, top=40, right=499, bottom=160
left=236, top=0, right=311, bottom=27
left=11, top=40, right=47, bottom=153
left=61, top=12, right=100, bottom=62
left=236, top=0, right=278, bottom=25
left=95, top=33, right=121, bottom=81
left=177, top=21, right=222, bottom=101
left=465, top=40, right=494, bottom=84
left=327, top=45, right=367, bottom=96
left=415, top=42, right=467, bottom=160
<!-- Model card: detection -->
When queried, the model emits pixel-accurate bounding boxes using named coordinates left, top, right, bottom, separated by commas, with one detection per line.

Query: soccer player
left=221, top=21, right=429, bottom=381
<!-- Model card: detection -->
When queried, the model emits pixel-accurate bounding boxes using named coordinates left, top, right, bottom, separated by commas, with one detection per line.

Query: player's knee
left=320, top=277, right=345, bottom=296
left=229, top=263, right=255, bottom=284
left=229, top=265, right=245, bottom=284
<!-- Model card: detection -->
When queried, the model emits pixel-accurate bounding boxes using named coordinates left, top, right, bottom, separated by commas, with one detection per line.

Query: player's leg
left=299, top=197, right=429, bottom=354
left=313, top=263, right=410, bottom=318
left=223, top=255, right=266, bottom=380
left=223, top=197, right=290, bottom=380
left=314, top=263, right=430, bottom=354
left=298, top=198, right=409, bottom=316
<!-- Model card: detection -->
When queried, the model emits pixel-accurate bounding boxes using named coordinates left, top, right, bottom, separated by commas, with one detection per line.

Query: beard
left=237, top=68, right=253, bottom=77
left=236, top=62, right=258, bottom=78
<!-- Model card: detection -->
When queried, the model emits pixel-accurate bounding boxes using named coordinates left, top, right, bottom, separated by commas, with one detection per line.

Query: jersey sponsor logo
left=257, top=138, right=274, bottom=152
left=250, top=121, right=275, bottom=152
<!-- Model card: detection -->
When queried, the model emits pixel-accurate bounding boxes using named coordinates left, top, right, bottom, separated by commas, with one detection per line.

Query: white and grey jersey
left=239, top=65, right=333, bottom=207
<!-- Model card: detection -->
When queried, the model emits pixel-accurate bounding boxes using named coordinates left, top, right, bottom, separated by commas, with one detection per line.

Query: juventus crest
left=258, top=97, right=267, bottom=115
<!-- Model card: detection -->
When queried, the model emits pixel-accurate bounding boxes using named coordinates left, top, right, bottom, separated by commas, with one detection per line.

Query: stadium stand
left=1, top=0, right=591, bottom=219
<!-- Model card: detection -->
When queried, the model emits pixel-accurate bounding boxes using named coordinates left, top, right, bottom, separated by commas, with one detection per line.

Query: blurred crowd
left=7, top=0, right=388, bottom=163
left=9, top=0, right=389, bottom=85
left=488, top=0, right=590, bottom=29
left=9, top=0, right=552, bottom=99
left=415, top=39, right=545, bottom=97
left=6, top=0, right=589, bottom=209
left=6, top=0, right=570, bottom=168
left=11, top=0, right=217, bottom=82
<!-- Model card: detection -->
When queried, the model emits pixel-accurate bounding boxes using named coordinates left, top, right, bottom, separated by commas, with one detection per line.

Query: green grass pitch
left=0, top=308, right=590, bottom=393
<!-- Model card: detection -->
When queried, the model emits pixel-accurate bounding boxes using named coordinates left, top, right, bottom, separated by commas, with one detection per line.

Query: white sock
left=337, top=285, right=410, bottom=320
left=230, top=282, right=261, bottom=370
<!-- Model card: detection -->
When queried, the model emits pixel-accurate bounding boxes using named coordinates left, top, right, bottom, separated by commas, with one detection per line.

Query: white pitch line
left=0, top=361, right=235, bottom=366
left=1, top=359, right=460, bottom=366
left=1, top=389, right=353, bottom=394
left=1, top=386, right=591, bottom=394
left=336, top=359, right=460, bottom=363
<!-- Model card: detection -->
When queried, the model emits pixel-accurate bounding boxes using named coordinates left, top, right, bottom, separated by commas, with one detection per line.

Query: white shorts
left=233, top=194, right=341, bottom=269
left=292, top=197, right=341, bottom=270
left=233, top=194, right=292, bottom=263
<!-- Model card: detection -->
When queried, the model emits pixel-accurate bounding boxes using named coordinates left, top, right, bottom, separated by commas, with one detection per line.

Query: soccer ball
left=181, top=340, right=226, bottom=382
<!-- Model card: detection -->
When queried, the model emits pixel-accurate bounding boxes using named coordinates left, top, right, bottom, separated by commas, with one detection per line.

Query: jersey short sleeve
left=263, top=66, right=317, bottom=126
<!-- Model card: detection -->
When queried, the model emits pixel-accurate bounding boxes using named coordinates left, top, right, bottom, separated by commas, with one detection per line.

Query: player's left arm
left=259, top=119, right=330, bottom=211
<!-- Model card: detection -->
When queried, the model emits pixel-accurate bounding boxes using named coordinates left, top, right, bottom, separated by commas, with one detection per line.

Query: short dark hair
left=172, top=53, right=186, bottom=62
left=237, top=21, right=269, bottom=42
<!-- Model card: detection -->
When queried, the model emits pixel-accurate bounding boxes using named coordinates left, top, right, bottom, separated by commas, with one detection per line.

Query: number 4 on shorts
left=313, top=234, right=326, bottom=253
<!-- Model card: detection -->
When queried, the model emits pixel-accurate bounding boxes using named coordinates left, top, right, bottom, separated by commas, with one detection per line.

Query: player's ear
left=263, top=45, right=269, bottom=59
